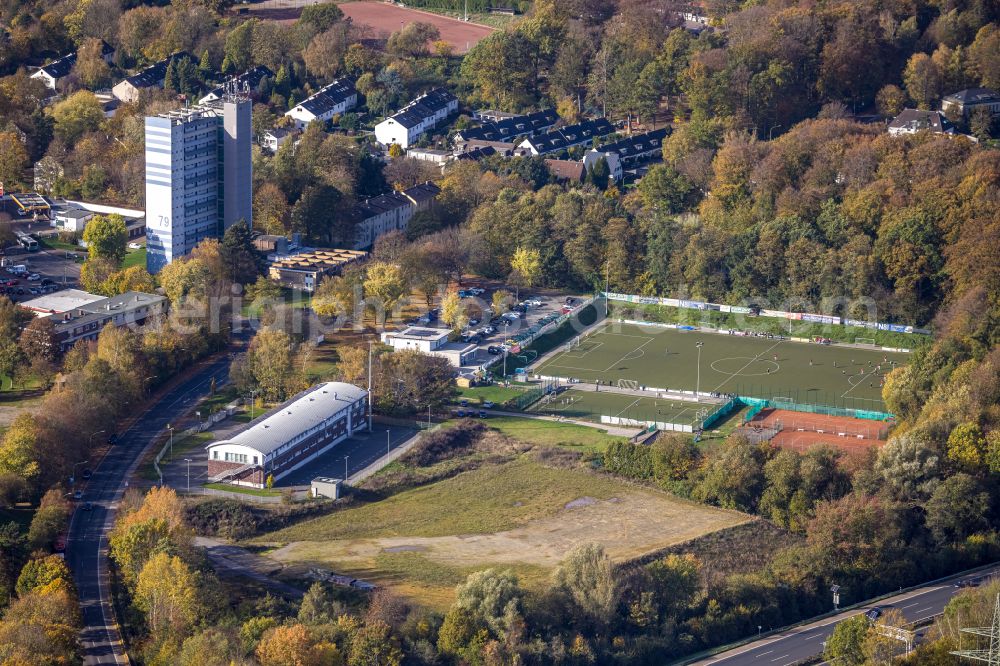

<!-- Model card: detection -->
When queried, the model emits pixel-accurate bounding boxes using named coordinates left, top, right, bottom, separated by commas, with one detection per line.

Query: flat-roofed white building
left=206, top=382, right=368, bottom=488
left=380, top=326, right=478, bottom=367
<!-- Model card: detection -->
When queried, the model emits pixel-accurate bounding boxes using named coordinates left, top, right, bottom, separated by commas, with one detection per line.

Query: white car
left=128, top=242, right=143, bottom=250
left=528, top=299, right=542, bottom=306
left=26, top=274, right=41, bottom=281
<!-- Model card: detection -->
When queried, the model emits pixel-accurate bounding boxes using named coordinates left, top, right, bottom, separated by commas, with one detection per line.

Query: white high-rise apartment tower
left=144, top=92, right=251, bottom=274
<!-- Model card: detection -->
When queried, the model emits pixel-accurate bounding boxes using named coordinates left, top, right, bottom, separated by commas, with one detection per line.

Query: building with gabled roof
left=582, top=127, right=669, bottom=181
left=516, top=118, right=615, bottom=156
left=353, top=181, right=440, bottom=249
left=31, top=41, right=114, bottom=90
left=453, top=108, right=559, bottom=144
left=285, top=78, right=358, bottom=129
left=112, top=52, right=190, bottom=103
left=199, top=65, right=274, bottom=104
left=941, top=88, right=1000, bottom=119
left=206, top=382, right=369, bottom=488
left=887, top=109, right=953, bottom=137
left=374, top=88, right=459, bottom=149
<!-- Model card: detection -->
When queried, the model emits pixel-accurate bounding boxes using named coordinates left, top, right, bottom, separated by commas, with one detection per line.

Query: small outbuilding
left=311, top=477, right=343, bottom=499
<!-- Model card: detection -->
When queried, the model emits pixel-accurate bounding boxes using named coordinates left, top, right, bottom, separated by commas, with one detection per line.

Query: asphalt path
left=66, top=352, right=233, bottom=665
left=689, top=567, right=1000, bottom=666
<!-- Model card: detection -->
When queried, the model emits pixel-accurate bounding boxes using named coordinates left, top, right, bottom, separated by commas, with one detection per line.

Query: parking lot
left=1, top=244, right=82, bottom=301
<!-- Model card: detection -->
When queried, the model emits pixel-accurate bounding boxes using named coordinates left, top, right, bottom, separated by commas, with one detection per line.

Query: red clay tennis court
left=742, top=408, right=890, bottom=457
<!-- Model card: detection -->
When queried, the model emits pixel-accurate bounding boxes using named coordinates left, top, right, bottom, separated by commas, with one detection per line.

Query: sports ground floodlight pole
left=696, top=341, right=704, bottom=399
left=367, top=340, right=373, bottom=431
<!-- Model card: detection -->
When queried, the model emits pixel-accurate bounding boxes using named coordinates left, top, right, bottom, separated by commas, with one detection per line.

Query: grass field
left=479, top=415, right=625, bottom=452
left=263, top=456, right=747, bottom=608
left=122, top=248, right=146, bottom=269
left=535, top=323, right=907, bottom=411
left=528, top=389, right=706, bottom=426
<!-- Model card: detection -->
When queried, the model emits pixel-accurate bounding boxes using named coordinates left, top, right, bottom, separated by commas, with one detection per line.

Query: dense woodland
left=0, top=0, right=999, bottom=661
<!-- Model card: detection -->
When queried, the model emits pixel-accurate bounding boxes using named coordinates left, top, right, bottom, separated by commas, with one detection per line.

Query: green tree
left=903, top=53, right=943, bottom=110
left=15, top=555, right=73, bottom=598
left=27, top=490, right=71, bottom=551
left=925, top=473, right=991, bottom=544
left=363, top=262, right=408, bottom=326
left=0, top=133, right=29, bottom=191
left=453, top=568, right=524, bottom=639
left=244, top=328, right=296, bottom=402
left=48, top=91, right=104, bottom=145
left=650, top=433, right=699, bottom=482
left=299, top=2, right=344, bottom=31
left=220, top=220, right=262, bottom=285
left=82, top=214, right=128, bottom=265
left=348, top=619, right=402, bottom=666
left=18, top=317, right=58, bottom=364
left=824, top=614, right=869, bottom=665
left=134, top=552, right=200, bottom=641
left=440, top=291, right=468, bottom=333
left=0, top=414, right=38, bottom=485
left=551, top=543, right=621, bottom=631
left=693, top=435, right=767, bottom=511
left=509, top=246, right=541, bottom=297
left=947, top=422, right=987, bottom=469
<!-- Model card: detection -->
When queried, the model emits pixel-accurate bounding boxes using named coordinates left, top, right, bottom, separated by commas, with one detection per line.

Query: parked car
left=27, top=273, right=40, bottom=281
left=128, top=242, right=143, bottom=250
left=73, top=490, right=83, bottom=500
left=40, top=278, right=53, bottom=285
left=455, top=409, right=467, bottom=417
left=82, top=469, right=92, bottom=480
left=82, top=502, right=93, bottom=511
left=468, top=318, right=479, bottom=327
left=483, top=401, right=495, bottom=409
left=478, top=410, right=488, bottom=419
left=459, top=399, right=469, bottom=407
left=487, top=346, right=501, bottom=355
left=565, top=297, right=576, bottom=305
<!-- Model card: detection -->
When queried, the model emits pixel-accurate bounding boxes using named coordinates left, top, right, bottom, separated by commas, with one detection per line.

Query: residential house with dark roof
left=353, top=181, right=441, bottom=248
left=260, top=127, right=299, bottom=153
left=112, top=52, right=190, bottom=103
left=582, top=127, right=670, bottom=181
left=453, top=108, right=559, bottom=145
left=516, top=118, right=615, bottom=156
left=199, top=65, right=274, bottom=104
left=374, top=88, right=459, bottom=149
left=941, top=88, right=1000, bottom=119
left=887, top=109, right=954, bottom=137
left=284, top=78, right=358, bottom=129
left=31, top=41, right=114, bottom=90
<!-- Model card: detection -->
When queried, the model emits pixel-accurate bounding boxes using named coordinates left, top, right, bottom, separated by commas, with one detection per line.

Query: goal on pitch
left=855, top=337, right=877, bottom=347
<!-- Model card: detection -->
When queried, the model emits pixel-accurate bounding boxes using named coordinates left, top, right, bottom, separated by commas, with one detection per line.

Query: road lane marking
left=901, top=602, right=919, bottom=609
left=756, top=650, right=774, bottom=656
left=770, top=655, right=789, bottom=662
left=914, top=607, right=934, bottom=615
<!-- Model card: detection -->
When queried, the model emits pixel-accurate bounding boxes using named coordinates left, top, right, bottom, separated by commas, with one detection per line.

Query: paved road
left=689, top=567, right=1000, bottom=666
left=66, top=353, right=233, bottom=665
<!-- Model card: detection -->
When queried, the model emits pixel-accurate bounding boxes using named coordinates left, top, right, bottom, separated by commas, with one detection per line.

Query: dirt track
left=248, top=0, right=496, bottom=53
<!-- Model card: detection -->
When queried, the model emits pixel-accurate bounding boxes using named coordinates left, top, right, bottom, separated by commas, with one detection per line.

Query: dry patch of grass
left=261, top=456, right=747, bottom=609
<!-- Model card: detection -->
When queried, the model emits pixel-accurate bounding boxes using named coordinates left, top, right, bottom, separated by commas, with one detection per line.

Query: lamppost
left=831, top=584, right=841, bottom=611
left=71, top=460, right=89, bottom=491
left=167, top=424, right=174, bottom=460
left=344, top=455, right=349, bottom=480
left=88, top=429, right=105, bottom=450
left=183, top=458, right=192, bottom=492
left=427, top=404, right=432, bottom=429
left=386, top=429, right=391, bottom=460
left=695, top=341, right=704, bottom=398
left=248, top=389, right=258, bottom=420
